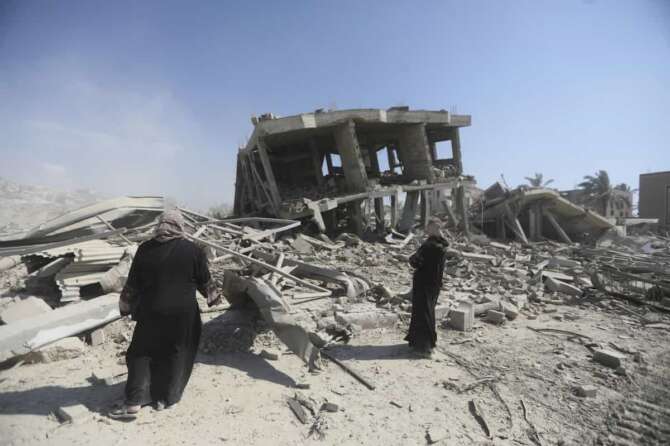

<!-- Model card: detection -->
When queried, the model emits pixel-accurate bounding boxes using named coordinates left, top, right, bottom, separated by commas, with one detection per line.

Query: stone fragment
left=88, top=328, right=106, bottom=346
left=576, top=385, right=597, bottom=398
left=320, top=402, right=339, bottom=412
left=435, top=304, right=451, bottom=321
left=448, top=304, right=474, bottom=331
left=0, top=296, right=52, bottom=324
left=335, top=311, right=398, bottom=330
left=485, top=310, right=505, bottom=325
left=55, top=404, right=92, bottom=424
left=259, top=349, right=279, bottom=361
left=91, top=371, right=126, bottom=386
left=501, top=301, right=519, bottom=320
left=544, top=276, right=582, bottom=297
left=290, top=237, right=314, bottom=255
left=28, top=337, right=86, bottom=363
left=426, top=427, right=448, bottom=444
left=592, top=348, right=624, bottom=369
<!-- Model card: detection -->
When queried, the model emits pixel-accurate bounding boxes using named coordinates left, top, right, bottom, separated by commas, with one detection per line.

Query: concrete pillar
left=374, top=197, right=385, bottom=234
left=398, top=191, right=420, bottom=233
left=396, top=124, right=434, bottom=183
left=334, top=120, right=368, bottom=193
left=420, top=190, right=431, bottom=227
left=450, top=128, right=463, bottom=174
left=309, top=139, right=325, bottom=188
left=390, top=189, right=400, bottom=229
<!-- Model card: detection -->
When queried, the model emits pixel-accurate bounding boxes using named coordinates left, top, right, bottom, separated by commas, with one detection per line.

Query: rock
left=320, top=402, right=339, bottom=412
left=448, top=304, right=474, bottom=331
left=485, top=310, right=505, bottom=325
left=500, top=301, right=519, bottom=320
left=576, top=385, right=597, bottom=398
left=544, top=276, right=582, bottom=297
left=88, top=328, right=106, bottom=346
left=426, top=427, right=448, bottom=444
left=55, top=404, right=92, bottom=424
left=509, top=294, right=528, bottom=310
left=435, top=304, right=451, bottom=320
left=592, top=348, right=624, bottom=369
left=335, top=311, right=398, bottom=330
left=291, top=237, right=314, bottom=255
left=259, top=349, right=279, bottom=361
left=0, top=296, right=52, bottom=324
left=91, top=371, right=125, bottom=386
left=28, top=337, right=86, bottom=363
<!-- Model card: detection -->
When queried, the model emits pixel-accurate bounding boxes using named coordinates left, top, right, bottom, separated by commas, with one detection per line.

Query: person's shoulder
left=427, top=236, right=449, bottom=250
left=177, top=238, right=205, bottom=255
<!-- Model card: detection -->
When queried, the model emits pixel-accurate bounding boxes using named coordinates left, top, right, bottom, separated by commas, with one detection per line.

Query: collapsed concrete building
left=234, top=107, right=474, bottom=234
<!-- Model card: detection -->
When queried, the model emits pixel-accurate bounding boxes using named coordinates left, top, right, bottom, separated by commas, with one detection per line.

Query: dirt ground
left=1, top=293, right=669, bottom=446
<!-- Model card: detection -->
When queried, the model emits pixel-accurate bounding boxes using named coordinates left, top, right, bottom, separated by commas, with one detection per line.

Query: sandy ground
left=1, top=294, right=669, bottom=446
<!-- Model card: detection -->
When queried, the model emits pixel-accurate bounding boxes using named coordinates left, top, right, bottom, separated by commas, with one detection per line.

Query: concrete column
left=420, top=190, right=431, bottom=227
left=398, top=190, right=420, bottom=233
left=390, top=188, right=400, bottom=229
left=309, top=139, right=325, bottom=188
left=334, top=120, right=368, bottom=193
left=374, top=197, right=385, bottom=234
left=396, top=124, right=434, bottom=183
left=450, top=128, right=463, bottom=174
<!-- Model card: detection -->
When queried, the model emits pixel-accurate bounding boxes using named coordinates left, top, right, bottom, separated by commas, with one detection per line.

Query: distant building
left=560, top=188, right=633, bottom=220
left=639, top=171, right=670, bottom=228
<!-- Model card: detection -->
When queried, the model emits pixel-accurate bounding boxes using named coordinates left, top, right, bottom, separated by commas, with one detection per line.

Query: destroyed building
left=639, top=170, right=670, bottom=230
left=234, top=107, right=475, bottom=234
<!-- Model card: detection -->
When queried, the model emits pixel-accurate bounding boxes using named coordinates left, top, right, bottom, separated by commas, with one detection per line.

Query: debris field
left=1, top=107, right=669, bottom=446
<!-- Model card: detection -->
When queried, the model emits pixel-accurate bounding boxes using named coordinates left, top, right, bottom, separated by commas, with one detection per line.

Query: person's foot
left=108, top=404, right=140, bottom=421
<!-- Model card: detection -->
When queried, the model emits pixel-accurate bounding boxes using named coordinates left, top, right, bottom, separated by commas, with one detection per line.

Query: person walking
left=110, top=209, right=219, bottom=420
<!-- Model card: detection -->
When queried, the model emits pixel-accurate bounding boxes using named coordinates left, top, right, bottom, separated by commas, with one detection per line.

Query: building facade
left=639, top=171, right=670, bottom=228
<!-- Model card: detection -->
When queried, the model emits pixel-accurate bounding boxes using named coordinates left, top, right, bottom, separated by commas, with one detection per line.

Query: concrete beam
left=396, top=124, right=434, bottom=183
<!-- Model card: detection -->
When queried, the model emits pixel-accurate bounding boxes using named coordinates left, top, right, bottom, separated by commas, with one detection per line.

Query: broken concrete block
left=426, top=427, right=448, bottom=444
left=509, top=294, right=528, bottom=310
left=88, top=328, right=106, bottom=346
left=91, top=371, right=126, bottom=386
left=29, top=337, right=86, bottom=363
left=660, top=297, right=670, bottom=308
left=259, top=349, right=279, bottom=361
left=593, top=348, right=624, bottom=369
left=290, top=237, right=314, bottom=255
left=501, top=301, right=519, bottom=320
left=448, top=305, right=474, bottom=331
left=55, top=404, right=92, bottom=424
left=0, top=296, right=52, bottom=324
left=485, top=310, right=505, bottom=325
left=576, top=385, right=597, bottom=398
left=335, top=311, right=398, bottom=330
left=320, top=402, right=338, bottom=412
left=544, top=276, right=582, bottom=297
left=435, top=304, right=450, bottom=321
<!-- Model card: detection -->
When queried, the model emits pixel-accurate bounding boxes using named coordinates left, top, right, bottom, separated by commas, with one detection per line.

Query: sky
left=0, top=0, right=668, bottom=211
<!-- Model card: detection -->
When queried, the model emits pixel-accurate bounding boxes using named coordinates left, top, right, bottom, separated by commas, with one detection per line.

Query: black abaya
left=405, top=235, right=449, bottom=352
left=120, top=238, right=211, bottom=407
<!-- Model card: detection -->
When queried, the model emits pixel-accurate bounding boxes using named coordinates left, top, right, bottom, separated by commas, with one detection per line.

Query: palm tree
left=524, top=173, right=554, bottom=188
left=578, top=170, right=611, bottom=215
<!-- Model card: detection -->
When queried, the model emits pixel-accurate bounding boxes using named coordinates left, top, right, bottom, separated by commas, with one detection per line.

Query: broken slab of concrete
left=485, top=310, right=506, bottom=325
left=593, top=348, right=625, bottom=369
left=335, top=311, right=398, bottom=330
left=544, top=276, right=583, bottom=297
left=28, top=336, right=86, bottom=363
left=0, top=293, right=120, bottom=363
left=0, top=296, right=52, bottom=324
left=55, top=404, right=93, bottom=424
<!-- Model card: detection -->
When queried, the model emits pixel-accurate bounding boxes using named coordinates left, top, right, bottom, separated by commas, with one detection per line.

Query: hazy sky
left=1, top=1, right=668, bottom=210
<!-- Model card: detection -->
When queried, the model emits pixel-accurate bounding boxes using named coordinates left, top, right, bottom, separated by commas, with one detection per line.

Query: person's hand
left=119, top=298, right=131, bottom=315
left=207, top=293, right=222, bottom=308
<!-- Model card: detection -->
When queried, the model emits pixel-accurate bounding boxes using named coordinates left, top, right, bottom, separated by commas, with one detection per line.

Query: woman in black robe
left=110, top=209, right=219, bottom=420
left=405, top=219, right=449, bottom=357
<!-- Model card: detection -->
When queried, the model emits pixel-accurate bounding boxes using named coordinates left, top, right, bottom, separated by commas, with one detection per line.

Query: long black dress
left=405, top=235, right=449, bottom=352
left=120, top=238, right=211, bottom=407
